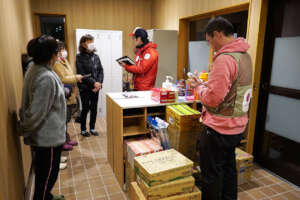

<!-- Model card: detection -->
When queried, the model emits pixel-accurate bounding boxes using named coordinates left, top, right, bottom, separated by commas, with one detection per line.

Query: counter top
left=106, top=91, right=200, bottom=109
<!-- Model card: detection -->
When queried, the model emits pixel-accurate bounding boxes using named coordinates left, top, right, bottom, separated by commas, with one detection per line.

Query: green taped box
left=134, top=149, right=193, bottom=187
left=131, top=182, right=202, bottom=200
left=166, top=104, right=201, bottom=131
left=137, top=175, right=195, bottom=200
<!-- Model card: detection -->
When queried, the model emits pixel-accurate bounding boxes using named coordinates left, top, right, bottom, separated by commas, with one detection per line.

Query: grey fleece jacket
left=20, top=63, right=66, bottom=147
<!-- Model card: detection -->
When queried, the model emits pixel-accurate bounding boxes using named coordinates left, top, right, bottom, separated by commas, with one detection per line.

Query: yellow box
left=134, top=149, right=194, bottom=186
left=168, top=125, right=203, bottom=162
left=235, top=148, right=253, bottom=185
left=166, top=104, right=201, bottom=131
left=131, top=182, right=202, bottom=200
left=137, top=175, right=195, bottom=200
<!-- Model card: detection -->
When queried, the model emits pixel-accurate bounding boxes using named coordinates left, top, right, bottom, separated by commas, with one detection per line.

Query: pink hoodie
left=196, top=38, right=250, bottom=135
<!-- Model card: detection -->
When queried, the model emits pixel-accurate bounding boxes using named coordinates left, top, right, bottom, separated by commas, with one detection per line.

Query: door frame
left=33, top=13, right=70, bottom=54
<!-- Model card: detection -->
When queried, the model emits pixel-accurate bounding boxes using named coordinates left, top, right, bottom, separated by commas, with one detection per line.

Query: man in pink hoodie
left=191, top=17, right=253, bottom=200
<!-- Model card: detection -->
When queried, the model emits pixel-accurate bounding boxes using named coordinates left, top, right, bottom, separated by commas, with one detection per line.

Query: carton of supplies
left=134, top=149, right=193, bottom=186
left=235, top=148, right=253, bottom=185
left=151, top=88, right=175, bottom=103
left=131, top=182, right=202, bottom=200
left=167, top=125, right=202, bottom=162
left=136, top=175, right=195, bottom=200
left=166, top=104, right=201, bottom=131
left=125, top=138, right=163, bottom=167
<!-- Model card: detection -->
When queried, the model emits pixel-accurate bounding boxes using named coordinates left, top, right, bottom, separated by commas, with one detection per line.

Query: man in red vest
left=120, top=27, right=158, bottom=91
left=191, top=17, right=253, bottom=200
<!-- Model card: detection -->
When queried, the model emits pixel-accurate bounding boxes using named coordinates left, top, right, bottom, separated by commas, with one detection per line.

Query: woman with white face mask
left=20, top=35, right=66, bottom=200
left=76, top=34, right=104, bottom=137
left=53, top=41, right=82, bottom=156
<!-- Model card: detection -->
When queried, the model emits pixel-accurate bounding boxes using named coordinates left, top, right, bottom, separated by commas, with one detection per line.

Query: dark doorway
left=39, top=15, right=66, bottom=42
left=254, top=0, right=300, bottom=186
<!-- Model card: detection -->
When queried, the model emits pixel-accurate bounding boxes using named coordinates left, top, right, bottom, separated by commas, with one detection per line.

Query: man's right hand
left=76, top=74, right=83, bottom=83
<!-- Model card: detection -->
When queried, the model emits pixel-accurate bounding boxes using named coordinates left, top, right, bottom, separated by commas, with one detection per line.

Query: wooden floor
left=51, top=118, right=300, bottom=200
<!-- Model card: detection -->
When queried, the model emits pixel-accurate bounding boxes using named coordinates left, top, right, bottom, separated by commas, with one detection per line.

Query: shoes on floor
left=90, top=129, right=99, bottom=136
left=53, top=195, right=65, bottom=200
left=62, top=143, right=73, bottom=151
left=60, top=156, right=67, bottom=163
left=59, top=163, right=67, bottom=170
left=66, top=132, right=78, bottom=146
left=81, top=130, right=90, bottom=137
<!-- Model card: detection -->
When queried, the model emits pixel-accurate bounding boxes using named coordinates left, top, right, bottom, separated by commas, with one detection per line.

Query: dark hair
left=57, top=40, right=66, bottom=51
left=204, top=17, right=234, bottom=37
left=79, top=34, right=94, bottom=53
left=27, top=35, right=58, bottom=65
left=134, top=29, right=149, bottom=48
left=21, top=53, right=33, bottom=75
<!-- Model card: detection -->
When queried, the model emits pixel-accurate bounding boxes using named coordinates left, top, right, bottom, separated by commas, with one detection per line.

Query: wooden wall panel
left=152, top=0, right=248, bottom=30
left=30, top=0, right=152, bottom=68
left=0, top=0, right=34, bottom=199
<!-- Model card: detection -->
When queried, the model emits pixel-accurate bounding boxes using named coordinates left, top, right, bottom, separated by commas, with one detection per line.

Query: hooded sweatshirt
left=196, top=38, right=251, bottom=135
left=125, top=42, right=158, bottom=91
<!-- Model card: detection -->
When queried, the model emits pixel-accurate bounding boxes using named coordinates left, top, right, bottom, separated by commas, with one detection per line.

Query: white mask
left=87, top=43, right=95, bottom=51
left=61, top=50, right=68, bottom=58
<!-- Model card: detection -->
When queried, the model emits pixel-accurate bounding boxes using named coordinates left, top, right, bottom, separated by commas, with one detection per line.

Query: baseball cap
left=129, top=27, right=148, bottom=39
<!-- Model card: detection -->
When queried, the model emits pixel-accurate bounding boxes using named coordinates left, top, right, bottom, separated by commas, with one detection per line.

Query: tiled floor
left=52, top=118, right=300, bottom=200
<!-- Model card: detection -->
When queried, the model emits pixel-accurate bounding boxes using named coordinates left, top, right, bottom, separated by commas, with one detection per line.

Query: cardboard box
left=131, top=182, right=202, bottom=200
left=126, top=160, right=136, bottom=193
left=166, top=104, right=201, bottom=131
left=235, top=148, right=253, bottom=185
left=137, top=175, right=195, bottom=200
left=167, top=125, right=203, bottom=162
left=151, top=88, right=175, bottom=103
left=125, top=138, right=163, bottom=167
left=134, top=149, right=193, bottom=186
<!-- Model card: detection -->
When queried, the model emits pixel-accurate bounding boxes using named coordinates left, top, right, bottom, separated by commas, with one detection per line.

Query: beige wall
left=152, top=0, right=248, bottom=30
left=31, top=0, right=152, bottom=68
left=0, top=0, right=34, bottom=199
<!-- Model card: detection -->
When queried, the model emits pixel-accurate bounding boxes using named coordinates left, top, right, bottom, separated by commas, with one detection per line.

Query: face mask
left=87, top=43, right=95, bottom=51
left=61, top=50, right=68, bottom=58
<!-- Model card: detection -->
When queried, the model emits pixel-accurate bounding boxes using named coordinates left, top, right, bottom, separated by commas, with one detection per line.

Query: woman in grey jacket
left=20, top=35, right=66, bottom=200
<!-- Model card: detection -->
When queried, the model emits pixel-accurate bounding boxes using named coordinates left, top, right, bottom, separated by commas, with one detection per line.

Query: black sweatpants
left=199, top=126, right=243, bottom=200
left=33, top=146, right=62, bottom=200
left=80, top=91, right=99, bottom=131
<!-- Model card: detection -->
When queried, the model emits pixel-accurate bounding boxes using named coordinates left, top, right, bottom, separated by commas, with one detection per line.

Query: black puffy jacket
left=76, top=52, right=104, bottom=92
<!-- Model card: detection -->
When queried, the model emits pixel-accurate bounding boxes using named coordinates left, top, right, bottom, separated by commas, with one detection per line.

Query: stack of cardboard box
left=131, top=149, right=202, bottom=200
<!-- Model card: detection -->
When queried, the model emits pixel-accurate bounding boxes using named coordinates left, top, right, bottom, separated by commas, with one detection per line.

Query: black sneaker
left=81, top=130, right=90, bottom=137
left=90, top=129, right=99, bottom=136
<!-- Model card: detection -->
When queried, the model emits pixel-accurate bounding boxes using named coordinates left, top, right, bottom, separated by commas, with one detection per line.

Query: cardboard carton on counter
left=131, top=182, right=201, bottom=200
left=134, top=149, right=193, bottom=187
left=137, top=175, right=195, bottom=200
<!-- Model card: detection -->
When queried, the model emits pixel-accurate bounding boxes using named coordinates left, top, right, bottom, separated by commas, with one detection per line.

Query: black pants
left=33, top=146, right=62, bottom=200
left=199, top=126, right=243, bottom=200
left=80, top=91, right=99, bottom=131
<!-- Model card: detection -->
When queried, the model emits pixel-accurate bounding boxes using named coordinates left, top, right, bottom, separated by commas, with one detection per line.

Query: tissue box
left=125, top=138, right=163, bottom=167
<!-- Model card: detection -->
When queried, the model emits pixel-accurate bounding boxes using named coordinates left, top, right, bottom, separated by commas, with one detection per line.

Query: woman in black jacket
left=76, top=34, right=104, bottom=137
